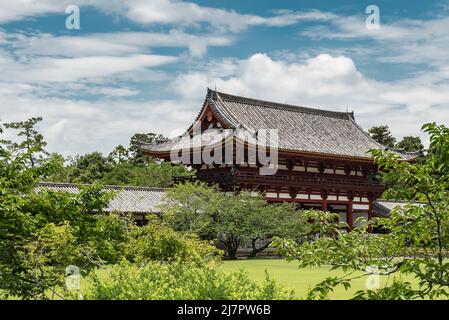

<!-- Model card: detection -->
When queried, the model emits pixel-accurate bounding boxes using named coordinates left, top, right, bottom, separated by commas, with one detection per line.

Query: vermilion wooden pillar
left=347, top=201, right=353, bottom=230
left=367, top=192, right=374, bottom=233
left=368, top=199, right=374, bottom=233
left=322, top=200, right=328, bottom=212
left=321, top=190, right=328, bottom=212
left=347, top=191, right=354, bottom=231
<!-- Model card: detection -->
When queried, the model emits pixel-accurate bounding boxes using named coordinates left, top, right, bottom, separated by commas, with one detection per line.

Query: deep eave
left=141, top=89, right=419, bottom=162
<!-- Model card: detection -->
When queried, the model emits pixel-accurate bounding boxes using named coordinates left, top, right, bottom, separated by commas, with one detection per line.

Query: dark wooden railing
left=235, top=171, right=384, bottom=190
left=174, top=168, right=385, bottom=191
left=235, top=171, right=384, bottom=188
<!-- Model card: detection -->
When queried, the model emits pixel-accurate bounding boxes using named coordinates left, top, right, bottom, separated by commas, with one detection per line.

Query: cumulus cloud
left=0, top=30, right=181, bottom=100
left=0, top=0, right=64, bottom=23
left=1, top=1, right=448, bottom=154
left=1, top=51, right=446, bottom=154
left=171, top=53, right=449, bottom=144
left=0, top=92, right=198, bottom=156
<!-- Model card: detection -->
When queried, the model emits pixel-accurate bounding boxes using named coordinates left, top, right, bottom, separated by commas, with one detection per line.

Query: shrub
left=124, top=222, right=221, bottom=265
left=84, top=261, right=295, bottom=300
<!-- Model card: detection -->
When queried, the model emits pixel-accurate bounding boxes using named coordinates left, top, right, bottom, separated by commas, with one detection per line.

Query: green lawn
left=220, top=258, right=416, bottom=299
left=2, top=259, right=417, bottom=300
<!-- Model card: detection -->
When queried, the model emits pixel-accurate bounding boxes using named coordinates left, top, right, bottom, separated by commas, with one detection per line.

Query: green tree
left=368, top=125, right=397, bottom=148
left=274, top=123, right=449, bottom=300
left=124, top=220, right=221, bottom=266
left=0, top=120, right=120, bottom=299
left=44, top=155, right=75, bottom=183
left=3, top=117, right=49, bottom=167
left=396, top=136, right=424, bottom=154
left=214, top=192, right=304, bottom=259
left=108, top=145, right=129, bottom=164
left=100, top=160, right=192, bottom=187
left=68, top=152, right=113, bottom=184
left=163, top=183, right=308, bottom=259
left=247, top=202, right=309, bottom=257
left=129, top=132, right=166, bottom=164
left=162, top=182, right=221, bottom=237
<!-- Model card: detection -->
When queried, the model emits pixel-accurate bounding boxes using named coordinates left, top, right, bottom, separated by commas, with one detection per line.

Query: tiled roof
left=36, top=182, right=165, bottom=213
left=142, top=89, right=418, bottom=160
left=373, top=200, right=424, bottom=217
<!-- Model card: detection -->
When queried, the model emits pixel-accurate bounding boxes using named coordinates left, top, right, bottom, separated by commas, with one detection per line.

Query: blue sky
left=1, top=0, right=448, bottom=155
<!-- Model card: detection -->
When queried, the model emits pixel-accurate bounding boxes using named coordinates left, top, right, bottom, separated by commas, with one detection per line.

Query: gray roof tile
left=142, top=89, right=418, bottom=160
left=373, top=199, right=424, bottom=217
left=36, top=182, right=165, bottom=213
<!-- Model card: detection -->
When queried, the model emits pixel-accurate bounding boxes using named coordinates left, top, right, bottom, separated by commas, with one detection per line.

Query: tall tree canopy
left=3, top=117, right=49, bottom=167
left=368, top=125, right=397, bottom=148
left=162, top=182, right=308, bottom=259
left=396, top=136, right=424, bottom=153
left=129, top=132, right=166, bottom=164
left=45, top=132, right=192, bottom=187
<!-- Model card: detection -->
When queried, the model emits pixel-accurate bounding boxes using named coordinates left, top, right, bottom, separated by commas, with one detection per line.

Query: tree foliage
left=124, top=220, right=221, bottom=266
left=274, top=122, right=449, bottom=300
left=129, top=132, right=166, bottom=165
left=368, top=125, right=424, bottom=154
left=3, top=117, right=49, bottom=167
left=162, top=182, right=308, bottom=259
left=108, top=145, right=129, bottom=164
left=0, top=119, right=121, bottom=299
left=46, top=132, right=192, bottom=187
left=396, top=136, right=424, bottom=154
left=368, top=125, right=397, bottom=148
left=1, top=117, right=290, bottom=300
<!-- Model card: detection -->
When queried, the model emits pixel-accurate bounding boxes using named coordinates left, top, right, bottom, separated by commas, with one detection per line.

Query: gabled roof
left=142, top=89, right=418, bottom=161
left=36, top=182, right=165, bottom=213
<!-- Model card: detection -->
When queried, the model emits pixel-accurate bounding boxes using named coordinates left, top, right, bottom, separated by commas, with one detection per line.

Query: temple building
left=141, top=89, right=417, bottom=230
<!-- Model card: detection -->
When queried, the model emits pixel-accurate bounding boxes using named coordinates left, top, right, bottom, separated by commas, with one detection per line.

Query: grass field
left=220, top=258, right=416, bottom=299
left=2, top=258, right=417, bottom=300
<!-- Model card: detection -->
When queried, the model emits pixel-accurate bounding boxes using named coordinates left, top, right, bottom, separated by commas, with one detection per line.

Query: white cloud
left=0, top=93, right=198, bottom=156
left=11, top=30, right=233, bottom=58
left=300, top=14, right=449, bottom=68
left=89, top=87, right=141, bottom=97
left=0, top=48, right=177, bottom=83
left=0, top=0, right=63, bottom=23
left=2, top=51, right=447, bottom=154
left=0, top=0, right=332, bottom=32
left=23, top=54, right=175, bottom=83
left=121, top=2, right=333, bottom=31
left=0, top=31, right=187, bottom=88
left=171, top=53, right=449, bottom=144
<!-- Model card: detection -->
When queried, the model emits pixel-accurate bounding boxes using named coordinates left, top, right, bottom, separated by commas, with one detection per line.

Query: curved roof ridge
left=208, top=88, right=354, bottom=120
left=207, top=90, right=240, bottom=128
